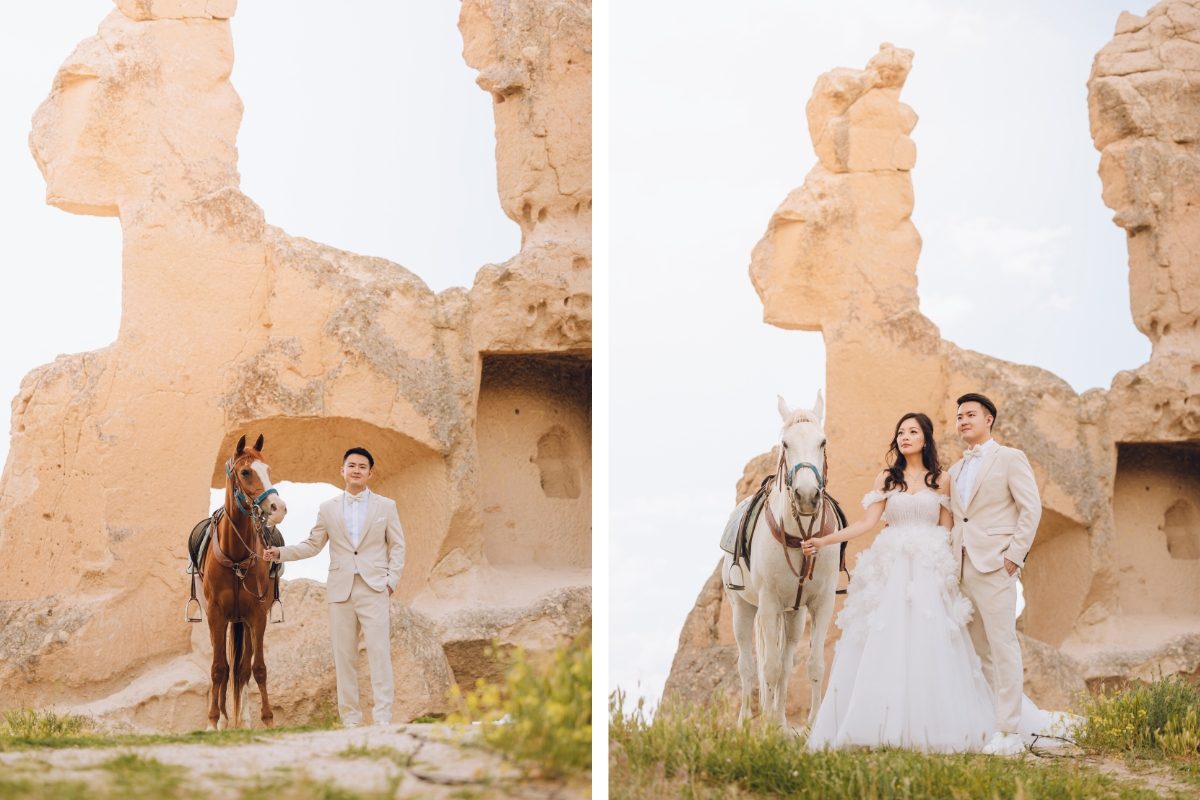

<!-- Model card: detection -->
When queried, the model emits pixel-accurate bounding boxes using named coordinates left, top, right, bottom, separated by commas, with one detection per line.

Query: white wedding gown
left=806, top=488, right=1056, bottom=753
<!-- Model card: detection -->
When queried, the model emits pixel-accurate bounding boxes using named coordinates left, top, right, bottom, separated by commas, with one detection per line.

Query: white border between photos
left=591, top=0, right=609, bottom=794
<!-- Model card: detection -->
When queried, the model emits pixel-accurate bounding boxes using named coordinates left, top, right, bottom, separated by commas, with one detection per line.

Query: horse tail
left=229, top=621, right=247, bottom=727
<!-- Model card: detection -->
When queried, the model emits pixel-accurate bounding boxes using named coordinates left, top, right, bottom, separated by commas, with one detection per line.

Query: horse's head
left=777, top=391, right=827, bottom=516
left=227, top=434, right=287, bottom=524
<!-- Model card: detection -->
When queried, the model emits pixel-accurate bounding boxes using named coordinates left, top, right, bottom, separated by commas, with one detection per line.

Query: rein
left=765, top=448, right=839, bottom=611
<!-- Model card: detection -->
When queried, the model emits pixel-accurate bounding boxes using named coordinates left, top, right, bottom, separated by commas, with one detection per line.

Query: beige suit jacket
left=277, top=491, right=406, bottom=604
left=949, top=443, right=1041, bottom=575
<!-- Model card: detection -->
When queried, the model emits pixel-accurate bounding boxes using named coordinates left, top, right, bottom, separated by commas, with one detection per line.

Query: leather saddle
left=188, top=510, right=285, bottom=580
left=720, top=475, right=850, bottom=593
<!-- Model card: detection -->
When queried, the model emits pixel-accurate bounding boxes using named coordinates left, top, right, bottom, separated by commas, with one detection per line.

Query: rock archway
left=209, top=417, right=448, bottom=603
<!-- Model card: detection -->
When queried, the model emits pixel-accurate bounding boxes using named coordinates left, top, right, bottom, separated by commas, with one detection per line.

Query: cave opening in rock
left=1017, top=506, right=1091, bottom=647
left=477, top=353, right=591, bottom=571
left=208, top=416, right=449, bottom=602
left=1113, top=442, right=1200, bottom=617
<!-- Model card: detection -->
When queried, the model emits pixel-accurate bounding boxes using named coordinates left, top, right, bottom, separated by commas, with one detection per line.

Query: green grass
left=1, top=709, right=98, bottom=739
left=1077, top=672, right=1200, bottom=759
left=610, top=689, right=1190, bottom=800
left=0, top=756, right=400, bottom=800
left=335, top=743, right=412, bottom=768
left=410, top=714, right=445, bottom=724
left=448, top=627, right=592, bottom=778
left=0, top=714, right=335, bottom=753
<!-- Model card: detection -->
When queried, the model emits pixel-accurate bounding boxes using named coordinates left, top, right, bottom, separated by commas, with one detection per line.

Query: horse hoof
left=206, top=723, right=216, bottom=732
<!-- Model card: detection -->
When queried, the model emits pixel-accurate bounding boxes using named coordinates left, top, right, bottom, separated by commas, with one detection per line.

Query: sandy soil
left=0, top=724, right=589, bottom=799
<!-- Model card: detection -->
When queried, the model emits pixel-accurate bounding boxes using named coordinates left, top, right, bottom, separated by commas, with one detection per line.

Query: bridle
left=207, top=453, right=276, bottom=603
left=764, top=440, right=837, bottom=610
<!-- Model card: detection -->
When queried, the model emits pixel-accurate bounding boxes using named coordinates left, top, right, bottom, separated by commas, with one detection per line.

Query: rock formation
left=667, top=14, right=1200, bottom=720
left=0, top=0, right=590, bottom=731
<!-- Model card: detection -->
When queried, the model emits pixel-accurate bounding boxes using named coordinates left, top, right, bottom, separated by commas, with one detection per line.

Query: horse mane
left=780, top=409, right=821, bottom=431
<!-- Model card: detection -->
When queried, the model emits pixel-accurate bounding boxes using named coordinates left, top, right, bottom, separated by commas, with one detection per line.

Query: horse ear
left=236, top=435, right=246, bottom=455
left=777, top=395, right=791, bottom=422
left=254, top=434, right=264, bottom=452
left=813, top=389, right=825, bottom=426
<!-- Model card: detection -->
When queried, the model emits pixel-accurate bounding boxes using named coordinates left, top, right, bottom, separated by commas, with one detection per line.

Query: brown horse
left=201, top=434, right=287, bottom=730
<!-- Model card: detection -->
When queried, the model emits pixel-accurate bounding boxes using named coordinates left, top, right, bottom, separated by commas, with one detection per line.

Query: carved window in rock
left=532, top=425, right=581, bottom=499
left=1162, top=499, right=1200, bottom=560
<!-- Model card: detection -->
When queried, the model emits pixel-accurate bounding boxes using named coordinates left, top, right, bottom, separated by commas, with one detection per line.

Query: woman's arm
left=804, top=472, right=888, bottom=552
left=936, top=472, right=953, bottom=532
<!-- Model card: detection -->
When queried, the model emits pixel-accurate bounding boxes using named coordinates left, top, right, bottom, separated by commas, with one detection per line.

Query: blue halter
left=786, top=460, right=824, bottom=491
left=226, top=460, right=278, bottom=517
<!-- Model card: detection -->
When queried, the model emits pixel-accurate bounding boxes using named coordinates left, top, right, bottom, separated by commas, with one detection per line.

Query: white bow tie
left=346, top=493, right=367, bottom=504
left=963, top=445, right=984, bottom=461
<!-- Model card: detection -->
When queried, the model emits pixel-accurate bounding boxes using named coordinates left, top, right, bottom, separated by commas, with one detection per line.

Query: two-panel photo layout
left=1, top=1, right=1197, bottom=798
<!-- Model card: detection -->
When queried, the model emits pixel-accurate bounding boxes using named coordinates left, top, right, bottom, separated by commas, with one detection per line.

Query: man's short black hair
left=343, top=447, right=374, bottom=469
left=956, top=393, right=997, bottom=428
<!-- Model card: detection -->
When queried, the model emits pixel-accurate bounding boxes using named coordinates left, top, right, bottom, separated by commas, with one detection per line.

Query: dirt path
left=0, top=724, right=589, bottom=799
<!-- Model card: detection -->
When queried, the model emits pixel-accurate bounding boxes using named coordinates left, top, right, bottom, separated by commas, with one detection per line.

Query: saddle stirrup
left=184, top=597, right=203, bottom=622
left=184, top=572, right=203, bottom=622
left=726, top=561, right=746, bottom=591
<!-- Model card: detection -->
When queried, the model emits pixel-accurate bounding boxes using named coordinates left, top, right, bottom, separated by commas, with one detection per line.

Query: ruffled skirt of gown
left=806, top=521, right=1053, bottom=753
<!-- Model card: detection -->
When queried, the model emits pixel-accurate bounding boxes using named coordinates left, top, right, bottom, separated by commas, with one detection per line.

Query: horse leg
left=727, top=589, right=757, bottom=725
left=756, top=598, right=786, bottom=729
left=806, top=592, right=834, bottom=728
left=780, top=607, right=806, bottom=733
left=207, top=617, right=229, bottom=731
left=251, top=615, right=274, bottom=728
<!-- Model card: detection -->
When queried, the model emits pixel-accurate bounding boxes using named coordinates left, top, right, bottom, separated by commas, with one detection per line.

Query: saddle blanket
left=188, top=513, right=284, bottom=579
left=719, top=492, right=768, bottom=560
left=719, top=486, right=851, bottom=568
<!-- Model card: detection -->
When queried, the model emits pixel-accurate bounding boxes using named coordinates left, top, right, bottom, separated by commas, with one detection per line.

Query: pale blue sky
left=610, top=0, right=1156, bottom=706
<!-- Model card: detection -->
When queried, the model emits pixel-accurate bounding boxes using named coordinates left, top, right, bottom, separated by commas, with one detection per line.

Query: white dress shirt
left=343, top=487, right=371, bottom=575
left=956, top=438, right=995, bottom=505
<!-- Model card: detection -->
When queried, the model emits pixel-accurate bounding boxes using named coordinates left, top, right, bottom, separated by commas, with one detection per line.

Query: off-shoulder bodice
left=862, top=488, right=950, bottom=528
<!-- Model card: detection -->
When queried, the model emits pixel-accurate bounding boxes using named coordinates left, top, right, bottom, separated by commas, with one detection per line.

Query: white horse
left=722, top=392, right=842, bottom=731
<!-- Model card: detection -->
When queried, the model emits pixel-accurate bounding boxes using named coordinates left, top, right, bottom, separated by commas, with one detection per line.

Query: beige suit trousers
left=329, top=574, right=394, bottom=725
left=961, top=552, right=1022, bottom=732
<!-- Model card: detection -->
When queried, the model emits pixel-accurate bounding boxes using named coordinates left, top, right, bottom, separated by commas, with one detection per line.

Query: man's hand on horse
left=1004, top=558, right=1019, bottom=576
left=264, top=546, right=281, bottom=561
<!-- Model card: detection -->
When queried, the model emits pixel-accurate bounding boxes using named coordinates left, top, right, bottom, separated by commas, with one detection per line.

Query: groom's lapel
left=329, top=495, right=350, bottom=545
left=964, top=445, right=1003, bottom=510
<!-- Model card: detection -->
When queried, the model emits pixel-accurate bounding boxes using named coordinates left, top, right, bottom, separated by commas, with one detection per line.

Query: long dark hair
left=882, top=412, right=942, bottom=492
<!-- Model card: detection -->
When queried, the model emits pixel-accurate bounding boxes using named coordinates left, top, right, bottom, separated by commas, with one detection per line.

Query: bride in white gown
left=802, top=412, right=1054, bottom=753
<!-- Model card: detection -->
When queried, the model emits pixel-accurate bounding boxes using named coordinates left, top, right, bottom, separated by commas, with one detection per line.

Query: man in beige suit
left=949, top=393, right=1040, bottom=755
left=265, top=447, right=405, bottom=727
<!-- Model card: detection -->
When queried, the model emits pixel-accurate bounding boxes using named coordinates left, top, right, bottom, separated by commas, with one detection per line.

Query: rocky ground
left=0, top=724, right=590, bottom=799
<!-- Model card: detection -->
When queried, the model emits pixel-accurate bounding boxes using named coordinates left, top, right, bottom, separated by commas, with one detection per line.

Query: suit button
left=964, top=518, right=969, bottom=522
left=354, top=551, right=358, bottom=555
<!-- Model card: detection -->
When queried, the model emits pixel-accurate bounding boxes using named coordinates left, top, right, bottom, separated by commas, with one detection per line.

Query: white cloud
left=1046, top=294, right=1073, bottom=311
left=920, top=293, right=975, bottom=323
left=941, top=217, right=1071, bottom=285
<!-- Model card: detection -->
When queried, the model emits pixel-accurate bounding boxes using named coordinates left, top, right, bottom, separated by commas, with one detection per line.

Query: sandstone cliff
left=0, top=0, right=590, bottom=730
